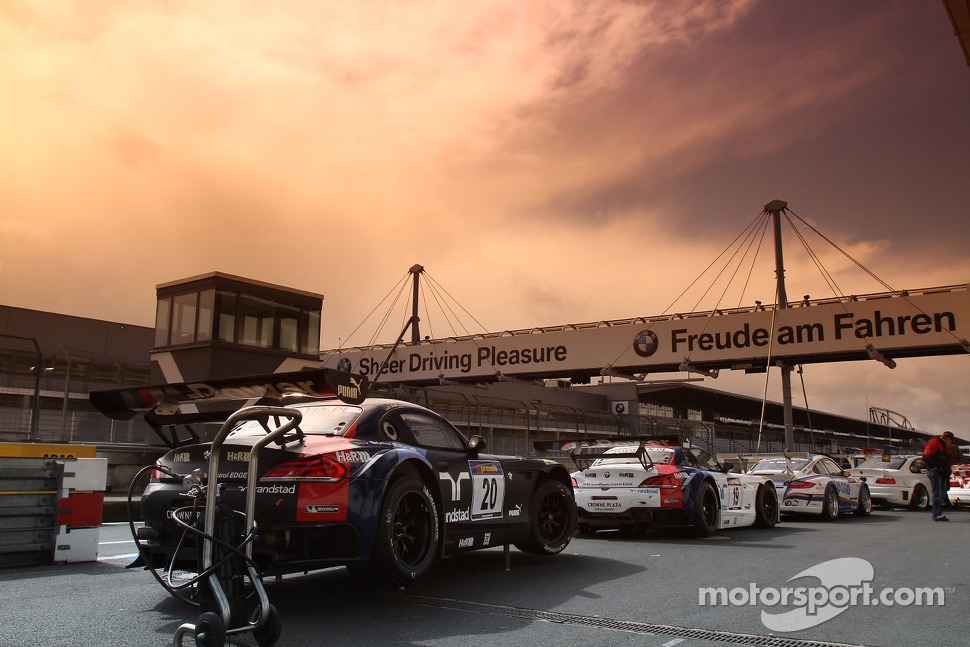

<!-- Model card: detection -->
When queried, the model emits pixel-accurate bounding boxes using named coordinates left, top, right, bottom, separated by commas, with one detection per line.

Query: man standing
left=924, top=431, right=955, bottom=521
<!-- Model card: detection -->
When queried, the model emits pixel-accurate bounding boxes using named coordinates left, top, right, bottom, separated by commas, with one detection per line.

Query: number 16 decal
left=469, top=460, right=506, bottom=520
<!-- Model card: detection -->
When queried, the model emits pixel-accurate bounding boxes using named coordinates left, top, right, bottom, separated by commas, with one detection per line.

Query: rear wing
left=89, top=368, right=369, bottom=449
left=724, top=451, right=811, bottom=475
left=534, top=435, right=681, bottom=472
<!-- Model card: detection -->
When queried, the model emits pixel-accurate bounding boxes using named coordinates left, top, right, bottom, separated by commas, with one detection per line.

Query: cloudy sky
left=2, top=1, right=969, bottom=437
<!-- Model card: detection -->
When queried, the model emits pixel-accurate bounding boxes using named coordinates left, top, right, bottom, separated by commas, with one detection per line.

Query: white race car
left=570, top=440, right=779, bottom=537
left=846, top=454, right=930, bottom=511
left=948, top=464, right=970, bottom=506
left=743, top=453, right=871, bottom=519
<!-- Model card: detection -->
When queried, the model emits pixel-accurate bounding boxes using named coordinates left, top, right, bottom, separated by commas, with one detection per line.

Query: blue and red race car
left=90, top=369, right=577, bottom=585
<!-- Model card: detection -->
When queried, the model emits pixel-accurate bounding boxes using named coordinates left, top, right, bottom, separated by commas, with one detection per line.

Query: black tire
left=855, top=484, right=872, bottom=517
left=194, top=612, right=225, bottom=647
left=373, top=475, right=440, bottom=584
left=692, top=481, right=719, bottom=538
left=253, top=604, right=281, bottom=647
left=515, top=480, right=577, bottom=555
left=752, top=484, right=778, bottom=529
left=821, top=485, right=840, bottom=521
left=909, top=484, right=929, bottom=511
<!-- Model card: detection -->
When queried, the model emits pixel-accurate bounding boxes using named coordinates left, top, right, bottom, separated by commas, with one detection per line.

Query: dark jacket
left=923, top=437, right=951, bottom=473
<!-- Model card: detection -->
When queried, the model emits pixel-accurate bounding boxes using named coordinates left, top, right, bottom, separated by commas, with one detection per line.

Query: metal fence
left=0, top=335, right=152, bottom=445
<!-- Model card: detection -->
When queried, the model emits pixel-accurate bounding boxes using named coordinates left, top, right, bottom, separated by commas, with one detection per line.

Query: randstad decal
left=256, top=484, right=296, bottom=495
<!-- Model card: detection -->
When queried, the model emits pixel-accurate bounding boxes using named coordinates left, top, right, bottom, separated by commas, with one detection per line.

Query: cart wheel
left=194, top=612, right=225, bottom=647
left=253, top=604, right=282, bottom=647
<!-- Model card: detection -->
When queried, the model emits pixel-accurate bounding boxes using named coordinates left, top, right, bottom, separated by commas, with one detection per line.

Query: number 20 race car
left=563, top=438, right=779, bottom=537
left=90, top=369, right=578, bottom=585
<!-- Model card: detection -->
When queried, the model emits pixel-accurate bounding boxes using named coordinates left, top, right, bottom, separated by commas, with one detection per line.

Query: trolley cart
left=171, top=405, right=303, bottom=647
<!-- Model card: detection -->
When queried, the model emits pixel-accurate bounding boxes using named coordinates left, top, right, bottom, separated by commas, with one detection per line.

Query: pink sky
left=2, top=1, right=969, bottom=437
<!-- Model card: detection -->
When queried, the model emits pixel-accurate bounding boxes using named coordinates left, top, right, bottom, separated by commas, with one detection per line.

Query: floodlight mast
left=765, top=199, right=796, bottom=450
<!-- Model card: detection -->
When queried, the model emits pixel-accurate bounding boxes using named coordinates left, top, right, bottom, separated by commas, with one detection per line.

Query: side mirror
left=721, top=462, right=736, bottom=473
left=467, top=435, right=486, bottom=453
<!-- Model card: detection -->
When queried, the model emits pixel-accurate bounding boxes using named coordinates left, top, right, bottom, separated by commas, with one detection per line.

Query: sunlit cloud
left=1, top=1, right=968, bottom=434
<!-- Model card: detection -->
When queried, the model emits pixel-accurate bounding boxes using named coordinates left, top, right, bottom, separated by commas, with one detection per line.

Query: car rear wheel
left=855, top=484, right=872, bottom=516
left=909, top=484, right=929, bottom=511
left=821, top=485, right=839, bottom=521
left=515, top=480, right=577, bottom=555
left=752, top=484, right=778, bottom=529
left=692, top=481, right=719, bottom=537
left=373, top=475, right=440, bottom=584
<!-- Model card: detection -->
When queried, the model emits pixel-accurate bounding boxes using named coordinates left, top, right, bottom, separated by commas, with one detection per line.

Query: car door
left=394, top=410, right=508, bottom=549
left=818, top=456, right=857, bottom=509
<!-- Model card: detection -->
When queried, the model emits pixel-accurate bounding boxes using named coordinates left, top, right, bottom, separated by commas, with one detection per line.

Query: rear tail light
left=640, top=473, right=683, bottom=489
left=150, top=463, right=179, bottom=482
left=875, top=477, right=896, bottom=485
left=262, top=455, right=348, bottom=482
left=571, top=476, right=578, bottom=488
left=787, top=480, right=816, bottom=489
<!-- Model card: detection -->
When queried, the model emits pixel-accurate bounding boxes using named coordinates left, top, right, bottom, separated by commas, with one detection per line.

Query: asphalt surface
left=1, top=505, right=966, bottom=647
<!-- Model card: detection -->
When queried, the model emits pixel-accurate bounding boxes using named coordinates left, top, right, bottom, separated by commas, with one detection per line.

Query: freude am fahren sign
left=324, top=290, right=970, bottom=382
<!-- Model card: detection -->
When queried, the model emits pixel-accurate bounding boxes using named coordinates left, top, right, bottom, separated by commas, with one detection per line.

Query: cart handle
left=202, top=405, right=303, bottom=627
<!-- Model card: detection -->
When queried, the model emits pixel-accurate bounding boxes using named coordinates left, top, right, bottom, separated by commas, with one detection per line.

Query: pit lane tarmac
left=1, top=509, right=966, bottom=647
left=373, top=589, right=870, bottom=647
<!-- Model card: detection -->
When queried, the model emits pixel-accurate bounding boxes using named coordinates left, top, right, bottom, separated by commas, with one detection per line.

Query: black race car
left=91, top=369, right=577, bottom=585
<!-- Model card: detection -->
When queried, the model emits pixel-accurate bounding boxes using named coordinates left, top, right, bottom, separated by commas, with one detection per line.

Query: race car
left=567, top=439, right=779, bottom=537
left=742, top=452, right=872, bottom=519
left=90, top=369, right=577, bottom=585
left=948, top=464, right=970, bottom=507
left=846, top=454, right=930, bottom=510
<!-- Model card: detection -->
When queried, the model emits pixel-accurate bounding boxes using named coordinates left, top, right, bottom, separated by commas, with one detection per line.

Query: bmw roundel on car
left=90, top=369, right=578, bottom=585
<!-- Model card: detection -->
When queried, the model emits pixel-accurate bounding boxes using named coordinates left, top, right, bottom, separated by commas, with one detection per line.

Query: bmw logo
left=633, top=329, right=659, bottom=358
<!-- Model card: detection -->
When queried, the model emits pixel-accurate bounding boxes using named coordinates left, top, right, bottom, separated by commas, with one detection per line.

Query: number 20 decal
left=469, top=460, right=505, bottom=520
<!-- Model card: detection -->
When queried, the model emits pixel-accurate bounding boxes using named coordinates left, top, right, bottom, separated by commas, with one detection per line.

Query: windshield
left=750, top=457, right=810, bottom=473
left=688, top=447, right=721, bottom=471
left=856, top=456, right=908, bottom=470
left=227, top=404, right=361, bottom=438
